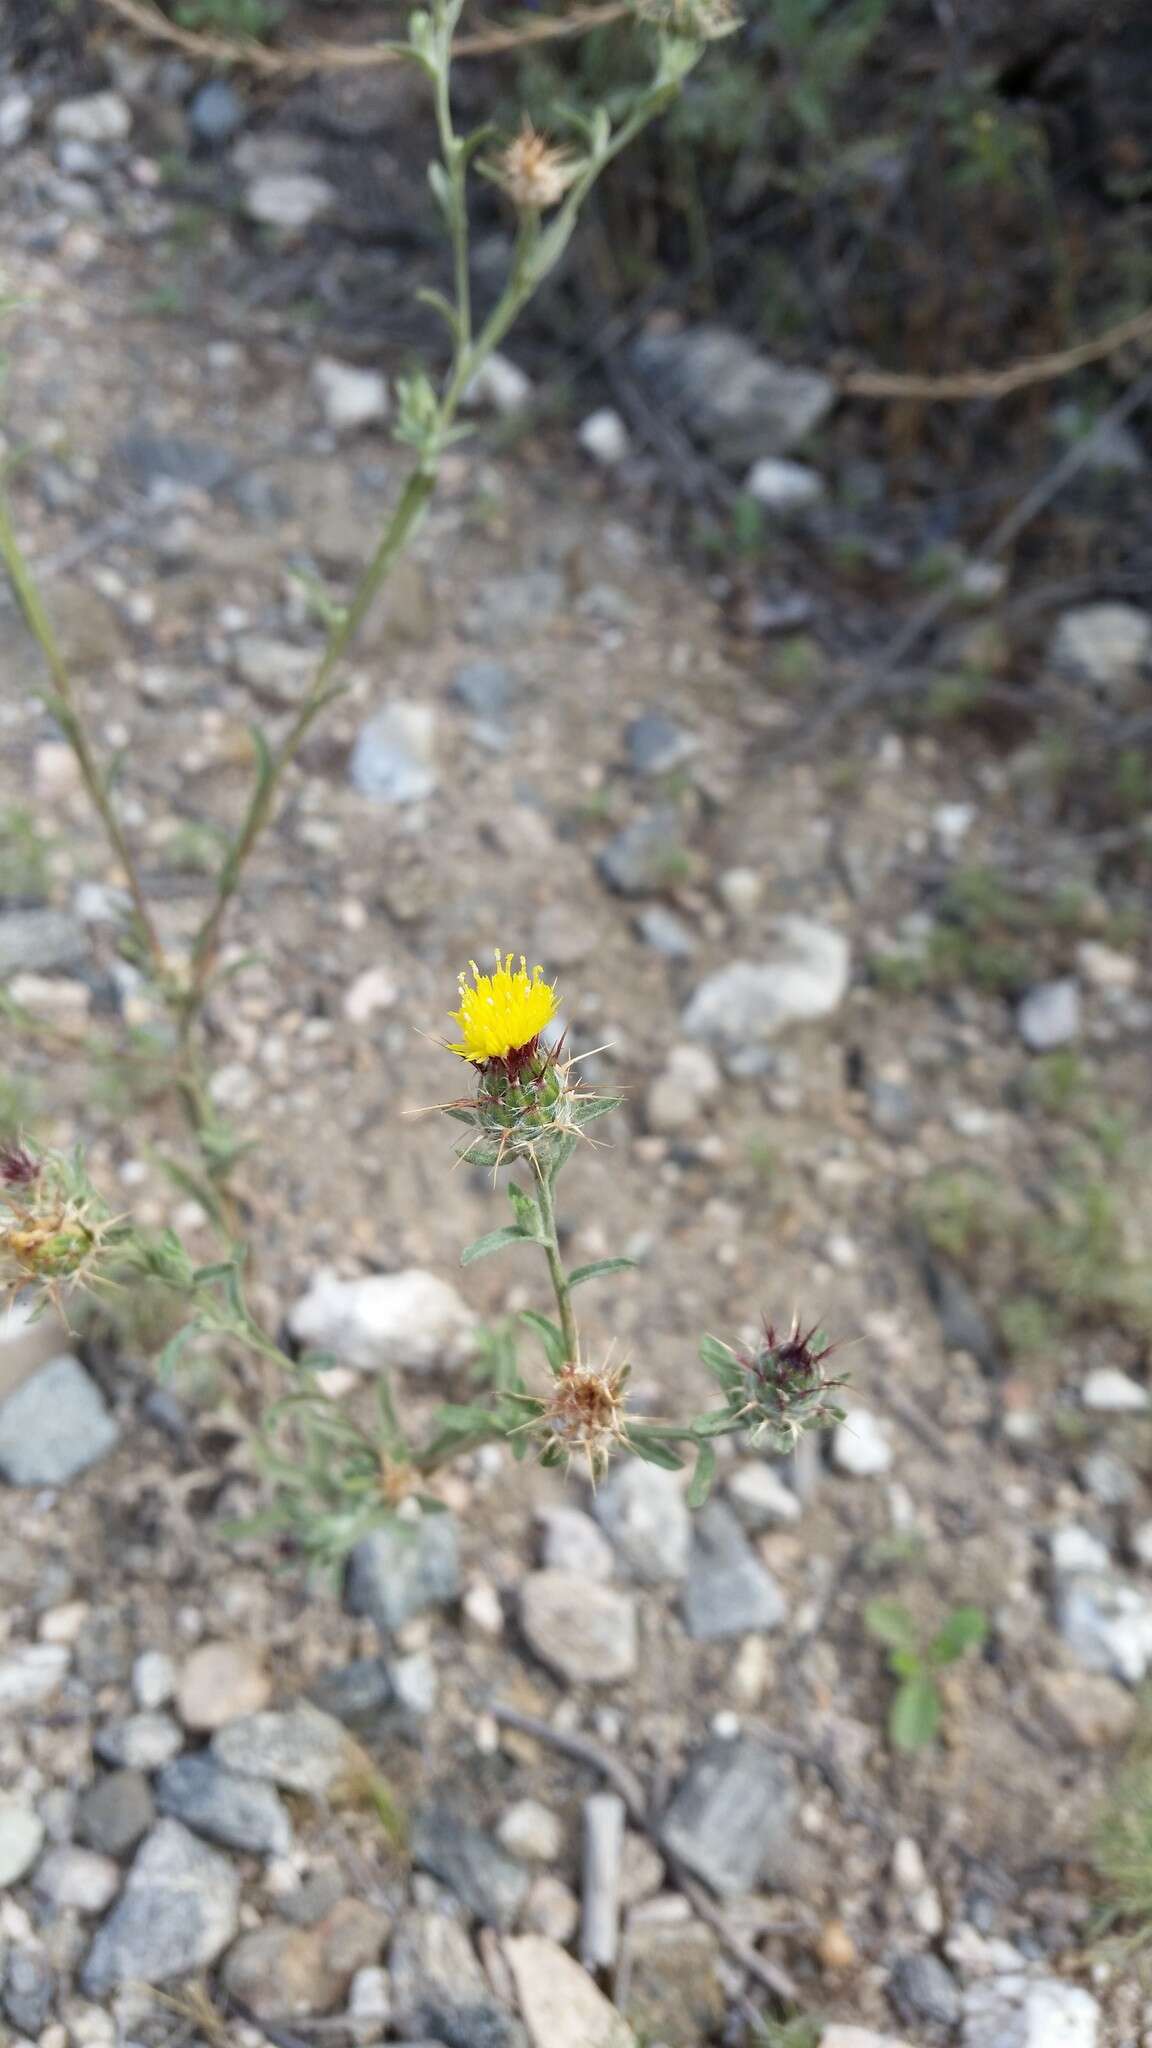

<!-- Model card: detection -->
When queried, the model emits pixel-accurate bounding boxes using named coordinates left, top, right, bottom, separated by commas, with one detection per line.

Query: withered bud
left=495, top=121, right=579, bottom=213
left=0, top=1141, right=39, bottom=1189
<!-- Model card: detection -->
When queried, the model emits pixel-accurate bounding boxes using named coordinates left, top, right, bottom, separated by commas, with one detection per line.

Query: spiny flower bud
left=701, top=1313, right=845, bottom=1453
left=0, top=1140, right=39, bottom=1188
left=0, top=1149, right=121, bottom=1312
left=493, top=121, right=579, bottom=212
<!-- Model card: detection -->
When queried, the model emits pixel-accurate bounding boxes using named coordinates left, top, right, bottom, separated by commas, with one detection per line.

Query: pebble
left=94, top=1713, right=184, bottom=1772
left=593, top=1461, right=691, bottom=1583
left=725, top=1462, right=802, bottom=1529
left=309, top=1657, right=393, bottom=1729
left=661, top=1735, right=797, bottom=1896
left=1082, top=1367, right=1149, bottom=1413
left=211, top=1702, right=354, bottom=1797
left=232, top=634, right=316, bottom=706
left=389, top=1649, right=439, bottom=1718
left=176, top=1641, right=271, bottom=1732
left=344, top=964, right=399, bottom=1024
left=578, top=408, right=631, bottom=466
left=497, top=1801, right=563, bottom=1864
left=0, top=88, right=34, bottom=151
left=821, top=2031, right=914, bottom=2048
left=536, top=1505, right=615, bottom=1580
left=463, top=352, right=533, bottom=416
left=682, top=1500, right=786, bottom=1639
left=632, top=325, right=834, bottom=462
left=452, top=658, right=514, bottom=715
left=348, top=1962, right=392, bottom=2041
left=155, top=1755, right=293, bottom=1855
left=635, top=903, right=697, bottom=957
left=462, top=1578, right=505, bottom=1639
left=745, top=456, right=825, bottom=512
left=51, top=92, right=131, bottom=145
left=505, top=1934, right=631, bottom=2048
left=832, top=1405, right=892, bottom=1477
left=0, top=908, right=87, bottom=977
left=597, top=806, right=684, bottom=896
left=389, top=1906, right=522, bottom=2047
left=290, top=1268, right=475, bottom=1372
left=312, top=357, right=390, bottom=433
left=0, top=1355, right=119, bottom=1486
left=645, top=1042, right=722, bottom=1135
left=131, top=1649, right=176, bottom=1711
left=465, top=567, right=563, bottom=643
left=81, top=1820, right=240, bottom=1995
left=1016, top=977, right=1081, bottom=1050
left=1050, top=602, right=1151, bottom=695
left=888, top=1951, right=961, bottom=2028
left=682, top=920, right=850, bottom=1053
left=76, top=1772, right=155, bottom=1859
left=245, top=171, right=336, bottom=229
left=1035, top=1667, right=1139, bottom=1748
left=188, top=78, right=246, bottom=145
left=1049, top=1525, right=1111, bottom=1575
left=1057, top=1572, right=1152, bottom=1684
left=0, top=1799, right=45, bottom=1887
left=0, top=1643, right=70, bottom=1717
left=223, top=1899, right=389, bottom=2021
left=34, top=1846, right=120, bottom=1915
left=4, top=1947, right=55, bottom=2035
left=961, top=1971, right=1100, bottom=2048
left=520, top=1571, right=638, bottom=1684
left=346, top=1513, right=461, bottom=1636
left=625, top=711, right=697, bottom=777
left=411, top=1806, right=529, bottom=1929
left=524, top=1872, right=580, bottom=1942
left=348, top=701, right=438, bottom=804
left=1076, top=940, right=1139, bottom=991
left=717, top=866, right=764, bottom=918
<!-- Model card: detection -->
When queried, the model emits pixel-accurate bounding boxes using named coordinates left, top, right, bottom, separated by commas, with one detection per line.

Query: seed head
left=494, top=121, right=579, bottom=213
left=524, top=1356, right=632, bottom=1483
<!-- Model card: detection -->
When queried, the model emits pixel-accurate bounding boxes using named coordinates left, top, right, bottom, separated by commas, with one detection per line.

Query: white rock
left=961, top=1971, right=1099, bottom=2048
left=594, top=1460, right=691, bottom=1583
left=832, top=1405, right=892, bottom=1478
left=1049, top=1525, right=1111, bottom=1575
left=245, top=172, right=335, bottom=230
left=536, top=1505, right=615, bottom=1581
left=504, top=1933, right=635, bottom=2047
left=1075, top=940, right=1139, bottom=991
left=645, top=1041, right=722, bottom=1132
left=933, top=801, right=976, bottom=854
left=0, top=89, right=34, bottom=151
left=1016, top=977, right=1081, bottom=1051
left=176, top=1641, right=271, bottom=1732
left=290, top=1268, right=476, bottom=1374
left=725, top=1463, right=801, bottom=1529
left=1131, top=1521, right=1152, bottom=1569
left=745, top=456, right=825, bottom=512
left=821, top=2030, right=914, bottom=2048
left=1058, top=1573, right=1152, bottom=1684
left=311, top=357, right=389, bottom=433
left=464, top=352, right=534, bottom=416
left=132, top=1650, right=177, bottom=1711
left=682, top=920, right=850, bottom=1053
left=0, top=1798, right=45, bottom=1886
left=0, top=1643, right=69, bottom=1716
left=497, top=1800, right=564, bottom=1864
left=35, top=1845, right=121, bottom=1914
left=347, top=1964, right=391, bottom=2043
left=52, top=92, right=131, bottom=145
left=1050, top=603, right=1152, bottom=694
left=461, top=1579, right=505, bottom=1640
left=343, top=965, right=399, bottom=1025
left=717, top=867, right=764, bottom=919
left=1082, top=1367, right=1149, bottom=1413
left=891, top=1835, right=926, bottom=1892
left=578, top=408, right=631, bottom=467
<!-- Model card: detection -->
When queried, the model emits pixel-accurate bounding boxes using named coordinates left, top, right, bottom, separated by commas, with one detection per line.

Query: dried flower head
left=493, top=120, right=579, bottom=212
left=634, top=0, right=740, bottom=37
left=450, top=952, right=559, bottom=1075
left=519, top=1354, right=632, bottom=1482
left=0, top=1149, right=121, bottom=1313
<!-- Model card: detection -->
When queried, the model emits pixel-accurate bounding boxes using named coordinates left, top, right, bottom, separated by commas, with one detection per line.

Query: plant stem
left=533, top=1157, right=579, bottom=1363
left=0, top=494, right=167, bottom=981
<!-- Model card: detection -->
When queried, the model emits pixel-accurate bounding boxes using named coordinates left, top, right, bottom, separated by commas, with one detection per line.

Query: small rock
left=290, top=1268, right=475, bottom=1373
left=520, top=1571, right=637, bottom=1685
left=1057, top=1572, right=1152, bottom=1683
left=132, top=1649, right=176, bottom=1711
left=594, top=1461, right=691, bottom=1583
left=822, top=2031, right=914, bottom=2048
left=452, top=659, right=514, bottom=716
left=536, top=1505, right=615, bottom=1580
left=579, top=408, right=631, bottom=466
left=312, top=357, right=390, bottom=434
left=347, top=1513, right=461, bottom=1636
left=1049, top=1525, right=1111, bottom=1575
left=832, top=1405, right=892, bottom=1477
left=505, top=1934, right=633, bottom=2048
left=661, top=1735, right=797, bottom=1896
left=1080, top=1448, right=1138, bottom=1506
left=212, top=1701, right=354, bottom=1797
left=412, top=1807, right=529, bottom=1929
left=232, top=634, right=316, bottom=706
left=462, top=1579, right=505, bottom=1639
left=682, top=1500, right=786, bottom=1639
left=188, top=78, right=246, bottom=145
left=0, top=88, right=34, bottom=151
left=246, top=171, right=336, bottom=229
left=386, top=1649, right=435, bottom=1718
left=4, top=1948, right=55, bottom=2035
left=961, top=1971, right=1100, bottom=2048
left=35, top=1845, right=120, bottom=1914
left=0, top=1643, right=69, bottom=1717
left=176, top=1640, right=270, bottom=1732
left=0, top=1797, right=45, bottom=1886
left=76, top=1772, right=155, bottom=1859
left=82, top=1820, right=239, bottom=1995
left=1050, top=602, right=1151, bottom=695
left=524, top=1873, right=580, bottom=1943
left=618, top=1832, right=664, bottom=1906
left=682, top=920, right=850, bottom=1053
left=1082, top=1367, right=1149, bottom=1413
left=155, top=1755, right=293, bottom=1855
left=1076, top=940, right=1139, bottom=991
left=0, top=908, right=87, bottom=978
left=645, top=1042, right=722, bottom=1134
left=598, top=807, right=684, bottom=896
left=922, top=1260, right=998, bottom=1372
left=717, top=866, right=764, bottom=918
left=223, top=1900, right=389, bottom=2021
left=344, top=965, right=399, bottom=1025
left=725, top=1462, right=801, bottom=1529
left=632, top=326, right=834, bottom=463
left=621, top=1918, right=722, bottom=2048
left=390, top=1907, right=525, bottom=2048
left=310, top=1656, right=394, bottom=1729
left=348, top=1963, right=392, bottom=2042
left=465, top=569, right=563, bottom=645
left=94, top=1713, right=184, bottom=1772
left=888, top=1951, right=962, bottom=2029
left=349, top=703, right=437, bottom=804
left=867, top=1078, right=919, bottom=1139
left=745, top=456, right=825, bottom=512
left=463, top=353, right=533, bottom=416
left=52, top=92, right=132, bottom=145
left=635, top=905, right=696, bottom=957
left=1035, top=1669, right=1137, bottom=1748
left=625, top=712, right=697, bottom=778
left=0, top=1354, right=119, bottom=1486
left=1016, top=978, right=1081, bottom=1051
left=497, top=1801, right=563, bottom=1865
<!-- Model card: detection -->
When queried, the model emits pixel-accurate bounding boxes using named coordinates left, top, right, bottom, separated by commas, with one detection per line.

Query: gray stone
left=632, top=325, right=834, bottom=463
left=1050, top=603, right=1151, bottom=695
left=724, top=1462, right=801, bottom=1530
left=598, top=807, right=684, bottom=897
left=390, top=1908, right=526, bottom=2048
left=635, top=905, right=697, bottom=958
left=34, top=1844, right=120, bottom=1914
left=1080, top=1449, right=1139, bottom=1506
left=82, top=1820, right=240, bottom=1995
left=309, top=1656, right=394, bottom=1729
left=76, top=1772, right=155, bottom=1858
left=232, top=635, right=317, bottom=707
left=682, top=921, right=850, bottom=1052
left=0, top=1796, right=44, bottom=1885
left=155, top=1755, right=293, bottom=1855
left=520, top=1571, right=638, bottom=1685
left=661, top=1736, right=797, bottom=1895
left=682, top=1501, right=786, bottom=1640
left=464, top=570, right=563, bottom=644
left=411, top=1807, right=529, bottom=1930
left=867, top=1080, right=918, bottom=1139
left=211, top=1701, right=353, bottom=1797
left=347, top=1514, right=460, bottom=1637
left=349, top=703, right=437, bottom=804
left=452, top=660, right=514, bottom=716
left=0, top=1642, right=69, bottom=1716
left=626, top=712, right=697, bottom=778
left=961, top=1971, right=1099, bottom=2048
left=4, top=1948, right=55, bottom=2035
left=94, top=1712, right=184, bottom=1772
left=594, top=1461, right=691, bottom=1583
left=189, top=79, right=246, bottom=145
left=115, top=431, right=233, bottom=494
left=391, top=1649, right=439, bottom=1719
left=0, top=1354, right=119, bottom=1485
left=245, top=171, right=336, bottom=229
left=52, top=92, right=131, bottom=145
left=0, top=88, right=34, bottom=152
left=290, top=1268, right=475, bottom=1373
left=1016, top=978, right=1081, bottom=1051
left=313, top=357, right=390, bottom=434
left=1056, top=1572, right=1152, bottom=1684
left=888, top=1951, right=962, bottom=2029
left=922, top=1260, right=998, bottom=1371
left=536, top=1505, right=615, bottom=1581
left=0, top=908, right=87, bottom=978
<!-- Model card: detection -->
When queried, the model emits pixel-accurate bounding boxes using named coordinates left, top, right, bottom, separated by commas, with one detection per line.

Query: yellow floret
left=449, top=951, right=558, bottom=1064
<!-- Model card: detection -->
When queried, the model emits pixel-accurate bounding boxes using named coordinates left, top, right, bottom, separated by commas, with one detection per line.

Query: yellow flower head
left=449, top=951, right=558, bottom=1071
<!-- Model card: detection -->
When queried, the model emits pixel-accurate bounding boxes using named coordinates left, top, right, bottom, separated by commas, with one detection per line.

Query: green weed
left=864, top=1598, right=987, bottom=1751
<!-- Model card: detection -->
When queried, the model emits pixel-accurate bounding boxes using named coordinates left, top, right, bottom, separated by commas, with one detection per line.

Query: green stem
left=432, top=1, right=471, bottom=352
left=533, top=1157, right=579, bottom=1364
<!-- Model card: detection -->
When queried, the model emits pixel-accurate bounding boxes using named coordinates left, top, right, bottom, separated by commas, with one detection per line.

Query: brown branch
left=96, top=0, right=631, bottom=75
left=838, top=304, right=1152, bottom=402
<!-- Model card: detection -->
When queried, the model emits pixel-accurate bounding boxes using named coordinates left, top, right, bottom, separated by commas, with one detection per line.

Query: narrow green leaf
left=863, top=1598, right=919, bottom=1651
left=568, top=1094, right=622, bottom=1127
left=699, top=1333, right=744, bottom=1394
left=691, top=1408, right=737, bottom=1438
left=627, top=1427, right=684, bottom=1472
left=461, top=1225, right=530, bottom=1266
left=889, top=1674, right=940, bottom=1752
left=568, top=1257, right=637, bottom=1289
left=442, top=1107, right=477, bottom=1126
left=687, top=1439, right=717, bottom=1508
left=928, top=1606, right=987, bottom=1666
left=521, top=1309, right=567, bottom=1371
left=507, top=1182, right=541, bottom=1236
